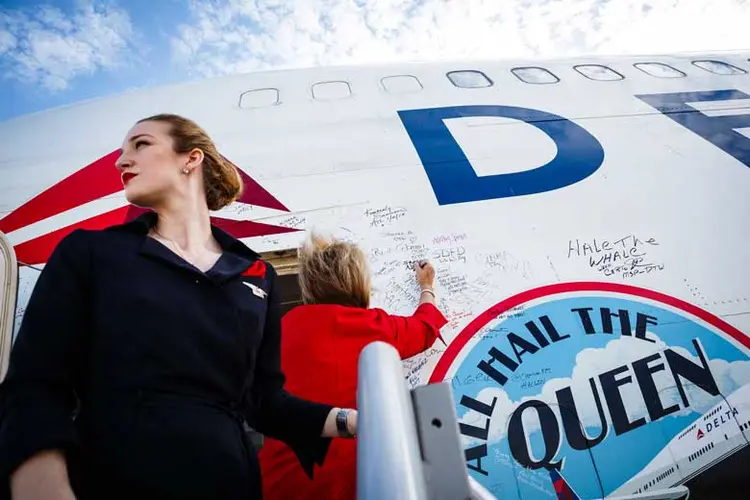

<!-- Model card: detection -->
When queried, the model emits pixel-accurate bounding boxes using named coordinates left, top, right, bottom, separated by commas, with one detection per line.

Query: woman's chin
left=124, top=189, right=153, bottom=209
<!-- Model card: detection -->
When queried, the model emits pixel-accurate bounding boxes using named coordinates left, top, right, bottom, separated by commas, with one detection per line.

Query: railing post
left=356, top=341, right=428, bottom=500
left=0, top=230, right=18, bottom=383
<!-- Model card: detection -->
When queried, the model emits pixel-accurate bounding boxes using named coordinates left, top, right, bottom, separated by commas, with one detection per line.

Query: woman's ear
left=186, top=148, right=204, bottom=170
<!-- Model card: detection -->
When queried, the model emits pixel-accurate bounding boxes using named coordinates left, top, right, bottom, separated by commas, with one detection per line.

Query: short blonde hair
left=298, top=232, right=371, bottom=308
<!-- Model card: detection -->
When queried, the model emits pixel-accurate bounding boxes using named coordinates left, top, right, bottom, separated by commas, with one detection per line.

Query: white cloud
left=171, top=0, right=750, bottom=78
left=0, top=0, right=136, bottom=91
left=670, top=346, right=750, bottom=415
left=457, top=334, right=750, bottom=448
left=458, top=385, right=516, bottom=448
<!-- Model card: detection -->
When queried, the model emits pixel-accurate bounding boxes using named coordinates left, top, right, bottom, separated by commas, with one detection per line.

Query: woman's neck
left=152, top=197, right=216, bottom=254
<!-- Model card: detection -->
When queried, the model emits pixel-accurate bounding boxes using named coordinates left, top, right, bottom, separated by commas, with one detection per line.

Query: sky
left=0, top=0, right=749, bottom=122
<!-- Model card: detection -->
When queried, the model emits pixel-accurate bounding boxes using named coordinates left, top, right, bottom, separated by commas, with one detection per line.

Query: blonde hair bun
left=137, top=114, right=244, bottom=211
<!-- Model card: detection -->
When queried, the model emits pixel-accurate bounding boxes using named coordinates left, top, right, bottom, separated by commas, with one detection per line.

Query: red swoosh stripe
left=1, top=150, right=298, bottom=265
left=0, top=150, right=122, bottom=234
left=13, top=206, right=131, bottom=265
left=13, top=206, right=298, bottom=266
left=232, top=157, right=289, bottom=212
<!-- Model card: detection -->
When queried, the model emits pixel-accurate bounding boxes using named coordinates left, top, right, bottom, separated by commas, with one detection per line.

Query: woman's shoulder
left=365, top=306, right=392, bottom=318
left=283, top=305, right=391, bottom=344
left=55, top=224, right=136, bottom=253
left=284, top=303, right=378, bottom=324
left=51, top=227, right=99, bottom=255
left=284, top=303, right=343, bottom=319
left=287, top=303, right=440, bottom=320
left=366, top=303, right=445, bottom=325
left=332, top=305, right=400, bottom=329
left=46, top=216, right=152, bottom=270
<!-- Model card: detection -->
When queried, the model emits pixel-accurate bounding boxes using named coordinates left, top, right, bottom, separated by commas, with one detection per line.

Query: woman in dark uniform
left=0, top=114, right=357, bottom=499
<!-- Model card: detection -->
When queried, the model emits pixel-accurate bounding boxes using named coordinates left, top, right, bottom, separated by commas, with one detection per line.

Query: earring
left=183, top=168, right=190, bottom=174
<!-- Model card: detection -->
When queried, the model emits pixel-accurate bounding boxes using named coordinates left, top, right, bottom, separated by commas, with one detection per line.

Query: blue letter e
left=397, top=105, right=604, bottom=206
left=636, top=89, right=750, bottom=169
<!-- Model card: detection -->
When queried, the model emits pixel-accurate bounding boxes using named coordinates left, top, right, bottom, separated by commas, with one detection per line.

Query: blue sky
left=1, top=0, right=749, bottom=122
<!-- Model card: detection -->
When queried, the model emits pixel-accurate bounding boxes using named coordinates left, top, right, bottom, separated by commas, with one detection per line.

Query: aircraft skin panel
left=3, top=53, right=750, bottom=214
left=1, top=51, right=750, bottom=499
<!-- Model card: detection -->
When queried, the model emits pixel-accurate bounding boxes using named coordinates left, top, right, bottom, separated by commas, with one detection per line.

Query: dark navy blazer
left=0, top=212, right=332, bottom=499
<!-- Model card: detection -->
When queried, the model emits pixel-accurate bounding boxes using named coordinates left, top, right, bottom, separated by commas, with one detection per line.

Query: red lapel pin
left=242, top=260, right=266, bottom=279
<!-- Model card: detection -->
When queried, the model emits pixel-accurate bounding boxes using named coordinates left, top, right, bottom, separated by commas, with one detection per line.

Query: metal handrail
left=356, top=341, right=498, bottom=500
left=356, top=341, right=429, bottom=500
left=0, top=230, right=18, bottom=383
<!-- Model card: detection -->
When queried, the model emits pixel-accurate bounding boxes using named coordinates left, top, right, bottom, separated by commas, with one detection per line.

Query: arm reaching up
left=416, top=260, right=437, bottom=306
left=376, top=260, right=447, bottom=359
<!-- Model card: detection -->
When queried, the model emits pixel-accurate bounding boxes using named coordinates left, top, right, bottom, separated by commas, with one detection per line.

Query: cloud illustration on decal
left=457, top=332, right=750, bottom=449
left=457, top=386, right=516, bottom=449
left=670, top=349, right=750, bottom=416
left=530, top=334, right=676, bottom=433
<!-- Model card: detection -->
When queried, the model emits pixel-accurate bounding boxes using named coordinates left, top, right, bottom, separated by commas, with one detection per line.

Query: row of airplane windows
left=637, top=466, right=677, bottom=493
left=703, top=405, right=724, bottom=420
left=238, top=58, right=749, bottom=108
left=688, top=442, right=715, bottom=463
left=677, top=423, right=697, bottom=440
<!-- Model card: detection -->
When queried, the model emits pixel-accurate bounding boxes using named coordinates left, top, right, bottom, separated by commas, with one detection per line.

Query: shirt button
left=195, top=279, right=200, bottom=284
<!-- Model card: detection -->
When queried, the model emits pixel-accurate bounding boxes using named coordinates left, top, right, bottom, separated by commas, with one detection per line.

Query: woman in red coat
left=258, top=233, right=447, bottom=499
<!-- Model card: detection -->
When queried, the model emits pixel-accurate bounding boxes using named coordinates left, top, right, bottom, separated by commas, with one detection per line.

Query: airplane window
left=0, top=231, right=18, bottom=382
left=239, top=88, right=280, bottom=109
left=634, top=62, right=686, bottom=78
left=692, top=60, right=747, bottom=75
left=381, top=75, right=423, bottom=94
left=574, top=64, right=624, bottom=81
left=511, top=66, right=560, bottom=84
left=312, top=81, right=352, bottom=100
left=446, top=70, right=493, bottom=88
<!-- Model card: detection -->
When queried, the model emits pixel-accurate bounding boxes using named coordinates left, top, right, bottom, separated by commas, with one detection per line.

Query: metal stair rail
left=356, top=341, right=497, bottom=500
left=0, top=230, right=18, bottom=383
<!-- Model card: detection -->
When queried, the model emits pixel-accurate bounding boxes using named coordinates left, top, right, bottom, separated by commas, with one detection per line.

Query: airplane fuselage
left=1, top=51, right=749, bottom=499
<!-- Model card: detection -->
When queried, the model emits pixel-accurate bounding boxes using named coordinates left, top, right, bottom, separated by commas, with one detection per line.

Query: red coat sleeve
left=373, top=303, right=448, bottom=359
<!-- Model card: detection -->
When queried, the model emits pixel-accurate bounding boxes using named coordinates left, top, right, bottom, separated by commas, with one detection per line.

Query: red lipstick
left=122, top=172, right=137, bottom=185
